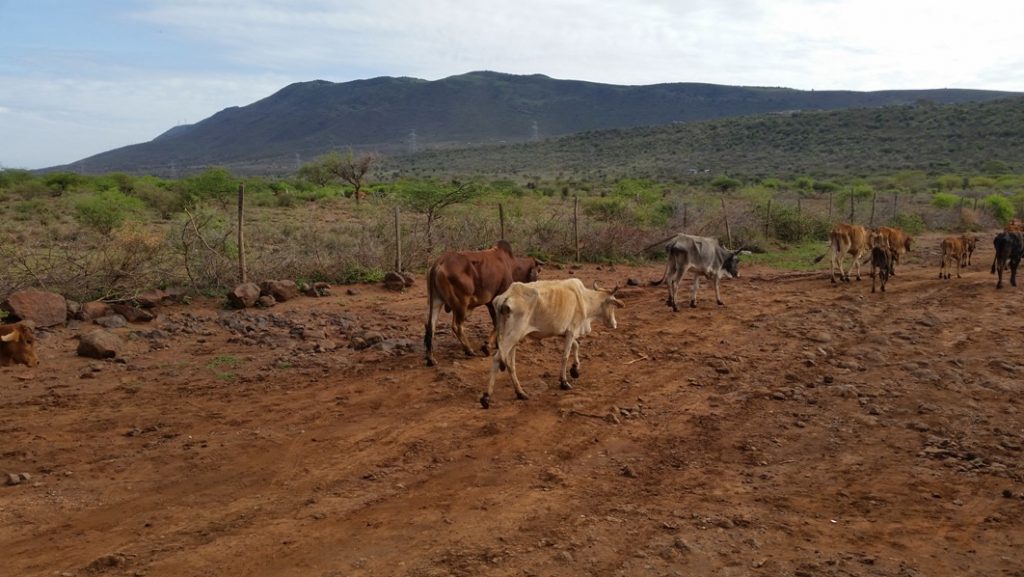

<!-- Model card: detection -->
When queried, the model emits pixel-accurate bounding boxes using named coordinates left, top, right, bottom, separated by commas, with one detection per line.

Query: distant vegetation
left=4, top=160, right=1024, bottom=301
left=387, top=97, right=1024, bottom=181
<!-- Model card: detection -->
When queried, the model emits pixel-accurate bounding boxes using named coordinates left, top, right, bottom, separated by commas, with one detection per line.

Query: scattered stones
left=257, top=295, right=277, bottom=308
left=621, top=465, right=639, bottom=479
left=79, top=300, right=113, bottom=321
left=2, top=289, right=67, bottom=327
left=77, top=329, right=123, bottom=359
left=5, top=472, right=31, bottom=486
left=301, top=281, right=332, bottom=297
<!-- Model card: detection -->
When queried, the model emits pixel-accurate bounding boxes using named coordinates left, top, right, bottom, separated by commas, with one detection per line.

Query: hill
left=57, top=71, right=1018, bottom=176
left=387, top=96, right=1024, bottom=180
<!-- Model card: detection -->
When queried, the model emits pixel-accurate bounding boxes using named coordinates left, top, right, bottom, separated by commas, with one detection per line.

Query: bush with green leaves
left=930, top=192, right=961, bottom=208
left=766, top=204, right=830, bottom=242
left=74, top=189, right=145, bottom=233
left=984, top=194, right=1015, bottom=225
left=886, top=213, right=926, bottom=235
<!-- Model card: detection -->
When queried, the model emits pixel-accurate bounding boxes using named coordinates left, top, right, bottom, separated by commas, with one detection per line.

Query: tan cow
left=961, top=234, right=980, bottom=267
left=875, top=226, right=912, bottom=273
left=1, top=322, right=39, bottom=367
left=940, top=236, right=967, bottom=280
left=823, top=223, right=870, bottom=284
left=481, top=279, right=623, bottom=408
left=424, top=240, right=541, bottom=366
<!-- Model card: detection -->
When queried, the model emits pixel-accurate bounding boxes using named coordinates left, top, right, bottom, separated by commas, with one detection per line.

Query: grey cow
left=655, top=234, right=747, bottom=310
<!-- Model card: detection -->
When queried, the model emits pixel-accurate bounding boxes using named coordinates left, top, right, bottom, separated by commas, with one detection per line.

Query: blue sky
left=2, top=0, right=1023, bottom=170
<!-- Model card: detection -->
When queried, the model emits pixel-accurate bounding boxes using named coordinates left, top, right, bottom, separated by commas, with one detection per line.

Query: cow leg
left=559, top=333, right=574, bottom=390
left=482, top=351, right=501, bottom=409
left=569, top=338, right=581, bottom=379
left=1012, top=260, right=1020, bottom=287
left=451, top=307, right=477, bottom=357
left=956, top=255, right=962, bottom=279
left=689, top=275, right=700, bottom=308
left=667, top=268, right=680, bottom=312
left=481, top=303, right=497, bottom=355
left=507, top=347, right=529, bottom=400
left=424, top=296, right=445, bottom=367
left=853, top=253, right=863, bottom=281
left=713, top=276, right=725, bottom=306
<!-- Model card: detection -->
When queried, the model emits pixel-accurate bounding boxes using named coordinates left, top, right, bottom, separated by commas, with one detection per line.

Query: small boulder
left=3, top=290, right=67, bottom=327
left=77, top=330, right=123, bottom=359
left=94, top=315, right=128, bottom=329
left=301, top=282, right=332, bottom=297
left=400, top=272, right=415, bottom=287
left=227, top=283, right=261, bottom=309
left=66, top=299, right=82, bottom=319
left=257, top=295, right=277, bottom=308
left=383, top=272, right=406, bottom=291
left=260, top=280, right=300, bottom=302
left=110, top=303, right=154, bottom=323
left=134, top=289, right=169, bottom=308
left=79, top=301, right=113, bottom=321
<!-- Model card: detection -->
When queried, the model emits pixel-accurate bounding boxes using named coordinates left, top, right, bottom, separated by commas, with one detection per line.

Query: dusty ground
left=2, top=233, right=1023, bottom=577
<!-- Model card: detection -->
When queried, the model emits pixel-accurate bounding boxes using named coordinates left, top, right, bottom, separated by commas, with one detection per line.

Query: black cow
left=991, top=231, right=1024, bottom=289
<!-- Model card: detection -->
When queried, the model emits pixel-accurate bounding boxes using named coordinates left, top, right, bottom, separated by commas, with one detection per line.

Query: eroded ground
left=2, top=234, right=1023, bottom=577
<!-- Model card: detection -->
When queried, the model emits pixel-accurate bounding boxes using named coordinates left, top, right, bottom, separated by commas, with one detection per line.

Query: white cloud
left=3, top=0, right=1023, bottom=168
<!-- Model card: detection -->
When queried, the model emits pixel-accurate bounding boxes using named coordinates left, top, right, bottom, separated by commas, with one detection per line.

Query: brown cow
left=424, top=240, right=541, bottom=366
left=940, top=236, right=967, bottom=280
left=823, top=223, right=870, bottom=283
left=870, top=232, right=895, bottom=293
left=1, top=322, right=39, bottom=367
left=961, top=234, right=980, bottom=267
left=875, top=226, right=911, bottom=274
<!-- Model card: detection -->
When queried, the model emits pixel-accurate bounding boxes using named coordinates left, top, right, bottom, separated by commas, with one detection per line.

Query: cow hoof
left=716, top=300, right=725, bottom=306
left=560, top=380, right=573, bottom=390
left=516, top=391, right=529, bottom=401
left=689, top=301, right=697, bottom=308
left=672, top=305, right=679, bottom=312
left=425, top=357, right=436, bottom=367
left=480, top=345, right=491, bottom=356
left=570, top=365, right=580, bottom=379
left=480, top=394, right=491, bottom=409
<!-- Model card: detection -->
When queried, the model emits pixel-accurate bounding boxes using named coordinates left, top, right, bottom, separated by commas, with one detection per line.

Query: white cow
left=481, top=279, right=624, bottom=408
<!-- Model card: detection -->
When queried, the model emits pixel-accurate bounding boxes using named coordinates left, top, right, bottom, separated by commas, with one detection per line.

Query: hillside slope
left=59, top=71, right=1018, bottom=176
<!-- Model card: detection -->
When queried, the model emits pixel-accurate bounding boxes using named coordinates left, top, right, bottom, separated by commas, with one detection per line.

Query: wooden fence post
left=849, top=191, right=855, bottom=222
left=682, top=202, right=688, bottom=230
left=574, top=196, right=580, bottom=262
left=892, top=191, right=899, bottom=220
left=869, top=191, right=877, bottom=227
left=721, top=196, right=733, bottom=246
left=828, top=190, right=833, bottom=221
left=499, top=203, right=505, bottom=240
left=394, top=206, right=402, bottom=272
left=237, top=182, right=247, bottom=284
left=765, top=199, right=772, bottom=238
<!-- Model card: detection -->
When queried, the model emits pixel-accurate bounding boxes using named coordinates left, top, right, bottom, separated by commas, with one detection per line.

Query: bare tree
left=394, top=180, right=481, bottom=256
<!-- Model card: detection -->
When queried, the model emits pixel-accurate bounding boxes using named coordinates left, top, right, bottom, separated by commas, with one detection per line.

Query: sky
left=2, top=0, right=1024, bottom=170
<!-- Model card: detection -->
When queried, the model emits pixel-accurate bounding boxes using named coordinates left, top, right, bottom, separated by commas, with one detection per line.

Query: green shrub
left=75, top=189, right=145, bottom=233
left=984, top=194, right=1015, bottom=225
left=765, top=205, right=830, bottom=242
left=930, top=192, right=961, bottom=208
left=887, top=213, right=926, bottom=235
left=338, top=264, right=385, bottom=284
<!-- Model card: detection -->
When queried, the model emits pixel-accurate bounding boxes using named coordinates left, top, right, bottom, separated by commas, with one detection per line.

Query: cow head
left=513, top=256, right=542, bottom=283
left=1, top=322, right=39, bottom=367
left=592, top=282, right=625, bottom=329
left=723, top=248, right=750, bottom=279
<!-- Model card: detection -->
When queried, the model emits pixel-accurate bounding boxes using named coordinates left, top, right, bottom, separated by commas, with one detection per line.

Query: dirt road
left=2, top=235, right=1023, bottom=577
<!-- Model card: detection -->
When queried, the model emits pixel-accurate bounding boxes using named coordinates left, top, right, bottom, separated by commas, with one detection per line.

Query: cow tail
left=649, top=248, right=672, bottom=286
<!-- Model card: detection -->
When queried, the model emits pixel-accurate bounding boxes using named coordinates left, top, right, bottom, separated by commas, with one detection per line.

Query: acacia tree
left=298, top=151, right=378, bottom=203
left=393, top=179, right=482, bottom=256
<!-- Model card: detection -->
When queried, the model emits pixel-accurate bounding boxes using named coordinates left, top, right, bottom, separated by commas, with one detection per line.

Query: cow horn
left=611, top=283, right=621, bottom=296
left=592, top=280, right=602, bottom=291
left=533, top=257, right=546, bottom=266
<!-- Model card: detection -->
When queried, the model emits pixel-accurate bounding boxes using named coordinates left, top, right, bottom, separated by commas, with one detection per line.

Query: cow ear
left=1, top=331, right=15, bottom=342
left=611, top=296, right=625, bottom=308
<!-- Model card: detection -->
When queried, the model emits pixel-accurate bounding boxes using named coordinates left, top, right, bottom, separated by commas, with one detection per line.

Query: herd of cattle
left=2, top=225, right=1024, bottom=407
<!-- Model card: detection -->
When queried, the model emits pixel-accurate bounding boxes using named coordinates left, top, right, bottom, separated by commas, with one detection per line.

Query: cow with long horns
left=653, top=233, right=748, bottom=310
